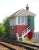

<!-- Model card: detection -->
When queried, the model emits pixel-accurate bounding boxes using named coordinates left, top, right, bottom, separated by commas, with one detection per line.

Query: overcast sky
left=0, top=0, right=39, bottom=32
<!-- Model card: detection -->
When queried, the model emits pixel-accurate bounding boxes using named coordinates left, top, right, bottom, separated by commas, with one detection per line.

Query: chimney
left=26, top=4, right=29, bottom=11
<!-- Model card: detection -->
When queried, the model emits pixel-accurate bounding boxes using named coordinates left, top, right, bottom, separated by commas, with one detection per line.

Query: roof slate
left=10, top=8, right=35, bottom=17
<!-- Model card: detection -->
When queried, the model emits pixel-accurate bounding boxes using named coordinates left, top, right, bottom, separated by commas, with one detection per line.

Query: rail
left=0, top=41, right=39, bottom=50
left=0, top=43, right=16, bottom=50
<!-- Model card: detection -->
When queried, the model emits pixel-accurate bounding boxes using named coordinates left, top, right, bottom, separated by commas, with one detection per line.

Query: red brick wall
left=16, top=25, right=28, bottom=33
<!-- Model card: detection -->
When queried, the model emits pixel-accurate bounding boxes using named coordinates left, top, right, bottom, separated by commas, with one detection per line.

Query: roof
left=10, top=8, right=35, bottom=17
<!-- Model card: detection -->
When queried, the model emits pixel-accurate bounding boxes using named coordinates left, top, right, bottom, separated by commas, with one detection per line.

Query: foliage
left=0, top=17, right=17, bottom=41
left=0, top=17, right=10, bottom=38
left=0, top=23, right=5, bottom=37
left=3, top=17, right=10, bottom=37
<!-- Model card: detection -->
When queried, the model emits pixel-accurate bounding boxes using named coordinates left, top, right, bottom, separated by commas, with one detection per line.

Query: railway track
left=0, top=41, right=39, bottom=50
left=0, top=43, right=16, bottom=50
left=0, top=45, right=9, bottom=50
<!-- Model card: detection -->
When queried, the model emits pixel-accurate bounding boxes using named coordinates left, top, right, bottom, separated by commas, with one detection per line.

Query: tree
left=0, top=23, right=5, bottom=37
left=3, top=17, right=10, bottom=37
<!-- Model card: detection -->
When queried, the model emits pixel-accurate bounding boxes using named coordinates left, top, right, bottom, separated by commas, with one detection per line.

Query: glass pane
left=18, top=17, right=20, bottom=24
left=28, top=16, right=31, bottom=26
left=25, top=16, right=27, bottom=24
left=21, top=16, right=24, bottom=24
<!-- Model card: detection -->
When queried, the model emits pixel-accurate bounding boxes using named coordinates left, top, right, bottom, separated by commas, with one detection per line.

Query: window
left=18, top=16, right=24, bottom=24
left=25, top=16, right=27, bottom=25
left=28, top=16, right=31, bottom=26
left=18, top=16, right=20, bottom=24
left=21, top=16, right=24, bottom=24
left=18, top=16, right=27, bottom=24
